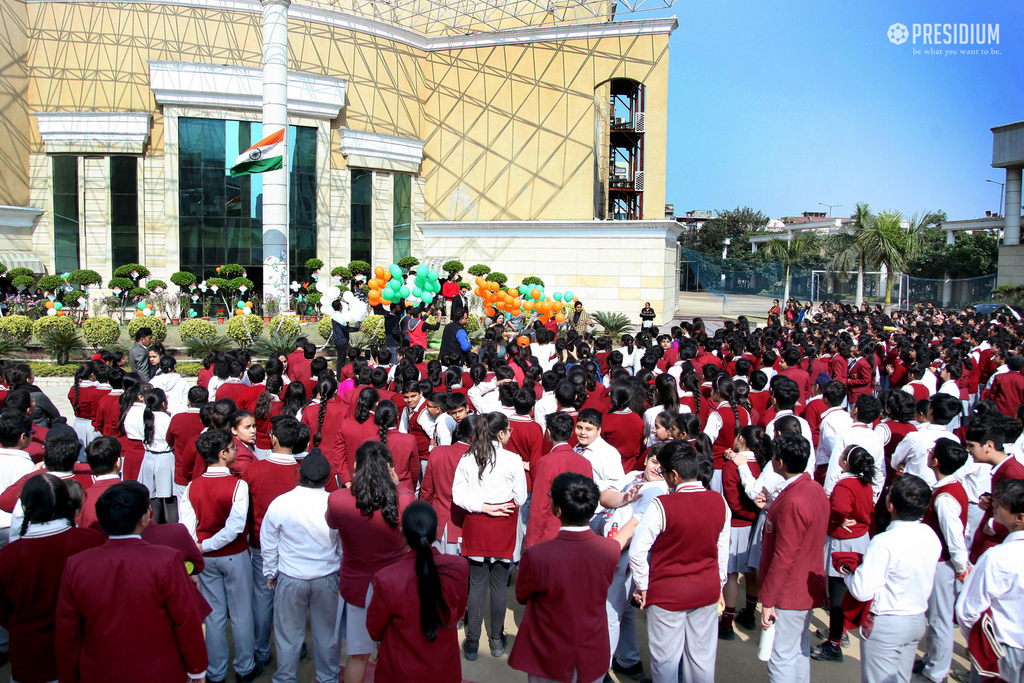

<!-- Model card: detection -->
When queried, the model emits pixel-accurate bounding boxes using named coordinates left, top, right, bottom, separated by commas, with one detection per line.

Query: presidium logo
left=887, top=21, right=1000, bottom=55
left=888, top=23, right=909, bottom=45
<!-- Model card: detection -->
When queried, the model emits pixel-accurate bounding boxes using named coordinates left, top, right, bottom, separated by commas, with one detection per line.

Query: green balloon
left=137, top=301, right=147, bottom=310
left=553, top=292, right=562, bottom=301
left=412, top=287, right=423, bottom=297
left=399, top=285, right=411, bottom=298
left=390, top=264, right=403, bottom=279
left=54, top=302, right=63, bottom=310
left=564, top=291, right=573, bottom=300
left=421, top=291, right=434, bottom=304
left=237, top=300, right=245, bottom=308
left=428, top=269, right=438, bottom=281
left=518, top=285, right=529, bottom=296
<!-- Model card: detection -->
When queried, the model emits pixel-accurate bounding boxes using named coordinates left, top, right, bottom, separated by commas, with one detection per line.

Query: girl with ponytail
left=679, top=370, right=704, bottom=423
left=371, top=399, right=418, bottom=490
left=325, top=441, right=413, bottom=683
left=704, top=373, right=750, bottom=491
left=451, top=411, right=526, bottom=659
left=68, top=361, right=99, bottom=452
left=721, top=425, right=772, bottom=637
left=602, top=380, right=646, bottom=471
left=300, top=376, right=344, bottom=463
left=253, top=375, right=284, bottom=459
left=644, top=373, right=681, bottom=446
left=366, top=500, right=469, bottom=683
left=134, top=388, right=176, bottom=523
left=618, top=334, right=637, bottom=375
left=337, top=387, right=382, bottom=484
left=118, top=379, right=151, bottom=482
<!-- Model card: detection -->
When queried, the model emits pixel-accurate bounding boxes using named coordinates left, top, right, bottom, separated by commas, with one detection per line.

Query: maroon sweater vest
left=923, top=480, right=968, bottom=563
left=190, top=473, right=249, bottom=557
left=647, top=489, right=726, bottom=611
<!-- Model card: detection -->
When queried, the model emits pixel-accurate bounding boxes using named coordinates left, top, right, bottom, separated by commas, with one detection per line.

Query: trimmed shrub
left=218, top=264, right=245, bottom=279
left=33, top=315, right=75, bottom=338
left=113, top=263, right=150, bottom=279
left=206, top=277, right=228, bottom=291
left=68, top=269, right=102, bottom=286
left=0, top=263, right=6, bottom=276
left=468, top=264, right=491, bottom=277
left=129, top=288, right=150, bottom=298
left=267, top=315, right=300, bottom=338
left=348, top=261, right=371, bottom=278
left=82, top=317, right=121, bottom=346
left=126, top=316, right=168, bottom=343
left=11, top=276, right=34, bottom=289
left=306, top=292, right=322, bottom=310
left=146, top=280, right=168, bottom=292
left=107, top=277, right=133, bottom=292
left=360, top=315, right=386, bottom=345
left=305, top=258, right=324, bottom=272
left=37, top=275, right=64, bottom=292
left=442, top=260, right=464, bottom=275
left=464, top=314, right=480, bottom=333
left=226, top=314, right=265, bottom=347
left=318, top=316, right=332, bottom=341
left=331, top=266, right=352, bottom=279
left=170, top=271, right=197, bottom=288
left=0, top=315, right=33, bottom=343
left=6, top=267, right=34, bottom=279
left=62, top=290, right=87, bottom=308
left=179, top=318, right=217, bottom=342
left=398, top=256, right=420, bottom=269
left=488, top=272, right=508, bottom=286
left=227, top=277, right=254, bottom=292
left=522, top=276, right=545, bottom=287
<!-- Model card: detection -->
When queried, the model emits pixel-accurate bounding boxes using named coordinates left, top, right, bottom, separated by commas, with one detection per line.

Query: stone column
left=1005, top=166, right=1022, bottom=246
left=261, top=0, right=290, bottom=303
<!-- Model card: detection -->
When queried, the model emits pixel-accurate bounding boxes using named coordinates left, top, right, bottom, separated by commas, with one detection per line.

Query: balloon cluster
left=367, top=264, right=441, bottom=307
left=44, top=300, right=65, bottom=316
left=472, top=278, right=575, bottom=324
left=135, top=301, right=155, bottom=317
left=235, top=301, right=255, bottom=316
left=311, top=275, right=366, bottom=324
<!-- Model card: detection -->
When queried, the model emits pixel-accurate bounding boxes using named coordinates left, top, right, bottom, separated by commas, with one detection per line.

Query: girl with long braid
left=300, top=376, right=346, bottom=473
left=847, top=339, right=877, bottom=408
left=337, top=387, right=381, bottom=484
left=252, top=374, right=284, bottom=460
left=118, top=379, right=151, bottom=481
left=373, top=399, right=419, bottom=490
left=703, top=373, right=750, bottom=492
left=451, top=411, right=527, bottom=661
left=133, top=387, right=176, bottom=523
left=679, top=370, right=704, bottom=422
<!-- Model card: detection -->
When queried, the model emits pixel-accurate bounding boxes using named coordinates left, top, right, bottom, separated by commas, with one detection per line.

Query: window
left=52, top=156, right=80, bottom=272
left=393, top=173, right=412, bottom=262
left=110, top=157, right=139, bottom=269
left=351, top=169, right=372, bottom=263
left=289, top=126, right=317, bottom=284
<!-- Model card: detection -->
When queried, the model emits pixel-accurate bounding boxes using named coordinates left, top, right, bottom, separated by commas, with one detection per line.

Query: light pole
left=722, top=237, right=731, bottom=260
left=986, top=179, right=1005, bottom=217
left=818, top=202, right=842, bottom=218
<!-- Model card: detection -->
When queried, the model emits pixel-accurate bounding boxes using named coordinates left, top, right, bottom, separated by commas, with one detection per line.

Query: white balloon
left=321, top=304, right=333, bottom=316
left=325, top=286, right=341, bottom=301
left=343, top=290, right=355, bottom=303
left=241, top=308, right=250, bottom=315
left=315, top=279, right=328, bottom=293
left=46, top=308, right=57, bottom=316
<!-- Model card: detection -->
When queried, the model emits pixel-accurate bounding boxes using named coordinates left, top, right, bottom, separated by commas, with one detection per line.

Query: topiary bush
left=33, top=315, right=75, bottom=339
left=0, top=263, right=6, bottom=277
left=126, top=315, right=168, bottom=343
left=218, top=264, right=245, bottom=279
left=306, top=292, right=322, bottom=310
left=0, top=315, right=33, bottom=343
left=179, top=318, right=217, bottom=342
left=7, top=267, right=34, bottom=280
left=442, top=260, right=464, bottom=275
left=468, top=264, right=491, bottom=277
left=113, top=263, right=150, bottom=280
left=36, top=275, right=64, bottom=292
left=146, top=280, right=168, bottom=292
left=522, top=276, right=545, bottom=287
left=267, top=315, right=300, bottom=338
left=464, top=313, right=480, bottom=333
left=129, top=288, right=149, bottom=298
left=331, top=266, right=352, bottom=279
left=206, top=277, right=228, bottom=291
left=68, top=269, right=102, bottom=287
left=170, top=271, right=197, bottom=288
left=107, top=277, right=133, bottom=292
left=62, top=290, right=87, bottom=308
left=360, top=315, right=386, bottom=346
left=305, top=258, right=324, bottom=273
left=11, top=275, right=35, bottom=289
left=488, top=272, right=508, bottom=286
left=227, top=277, right=254, bottom=293
left=348, top=261, right=371, bottom=278
left=398, top=256, right=419, bottom=269
left=318, top=316, right=332, bottom=341
left=226, top=314, right=265, bottom=347
left=82, top=317, right=121, bottom=346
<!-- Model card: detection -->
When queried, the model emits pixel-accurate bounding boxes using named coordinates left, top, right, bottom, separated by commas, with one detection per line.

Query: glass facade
left=393, top=173, right=412, bottom=261
left=110, top=156, right=138, bottom=269
left=178, top=118, right=316, bottom=286
left=52, top=156, right=80, bottom=272
left=351, top=169, right=372, bottom=263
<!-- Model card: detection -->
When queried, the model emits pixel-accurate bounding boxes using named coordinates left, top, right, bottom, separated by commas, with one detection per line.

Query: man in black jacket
left=384, top=303, right=403, bottom=359
left=330, top=300, right=360, bottom=374
left=439, top=309, right=472, bottom=364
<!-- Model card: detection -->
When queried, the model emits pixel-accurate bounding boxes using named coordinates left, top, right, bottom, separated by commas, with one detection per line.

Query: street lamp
left=818, top=202, right=842, bottom=218
left=722, top=237, right=731, bottom=260
left=986, top=179, right=1005, bottom=217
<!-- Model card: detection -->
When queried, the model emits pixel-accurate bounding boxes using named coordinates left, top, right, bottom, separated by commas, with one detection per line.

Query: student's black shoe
left=207, top=678, right=224, bottom=683
left=736, top=610, right=757, bottom=631
left=299, top=642, right=310, bottom=660
left=810, top=642, right=844, bottom=663
left=913, top=660, right=925, bottom=675
left=462, top=638, right=479, bottom=661
left=814, top=628, right=850, bottom=648
left=0, top=650, right=8, bottom=668
left=718, top=625, right=736, bottom=641
left=236, top=659, right=266, bottom=682
left=611, top=659, right=646, bottom=680
left=489, top=634, right=508, bottom=657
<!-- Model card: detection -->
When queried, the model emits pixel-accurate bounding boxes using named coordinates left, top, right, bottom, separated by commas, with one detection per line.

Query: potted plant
left=263, top=293, right=280, bottom=321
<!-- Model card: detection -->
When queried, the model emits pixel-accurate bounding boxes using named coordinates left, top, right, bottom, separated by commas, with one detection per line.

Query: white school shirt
left=467, top=381, right=503, bottom=415
left=824, top=423, right=886, bottom=501
left=932, top=474, right=969, bottom=574
left=125, top=406, right=172, bottom=452
left=9, top=469, right=78, bottom=541
left=845, top=520, right=941, bottom=616
left=434, top=414, right=456, bottom=447
left=891, top=423, right=952, bottom=487
left=530, top=343, right=557, bottom=373
left=985, top=363, right=1008, bottom=390
left=765, top=409, right=813, bottom=445
left=260, top=486, right=341, bottom=580
left=151, top=372, right=189, bottom=415
left=207, top=375, right=228, bottom=401
left=816, top=406, right=854, bottom=466
left=0, top=448, right=34, bottom=530
left=642, top=404, right=667, bottom=446
left=956, top=530, right=1024, bottom=649
left=179, top=467, right=250, bottom=553
left=398, top=396, right=426, bottom=434
left=628, top=482, right=731, bottom=592
left=574, top=436, right=626, bottom=493
left=451, top=443, right=528, bottom=561
left=533, top=391, right=557, bottom=432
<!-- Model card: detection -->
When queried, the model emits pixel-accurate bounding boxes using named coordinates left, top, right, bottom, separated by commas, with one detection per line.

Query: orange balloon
left=374, top=266, right=384, bottom=278
left=383, top=271, right=392, bottom=282
left=485, top=307, right=495, bottom=316
left=553, top=302, right=563, bottom=313
left=236, top=309, right=243, bottom=316
left=573, top=297, right=578, bottom=302
left=55, top=310, right=63, bottom=316
left=523, top=301, right=534, bottom=311
left=507, top=288, right=517, bottom=297
left=381, top=297, right=391, bottom=305
left=530, top=288, right=541, bottom=300
left=45, top=301, right=54, bottom=308
left=474, top=287, right=484, bottom=297
left=490, top=282, right=499, bottom=291
left=136, top=311, right=143, bottom=317
left=555, top=313, right=565, bottom=323
left=496, top=302, right=506, bottom=311
left=475, top=277, right=485, bottom=287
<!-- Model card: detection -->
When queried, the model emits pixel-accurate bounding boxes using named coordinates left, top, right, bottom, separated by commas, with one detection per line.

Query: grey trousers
left=528, top=675, right=603, bottom=683
left=250, top=547, right=274, bottom=662
left=923, top=560, right=957, bottom=682
left=860, top=613, right=926, bottom=683
left=199, top=551, right=256, bottom=680
left=0, top=527, right=8, bottom=653
left=767, top=608, right=811, bottom=683
left=606, top=553, right=641, bottom=669
left=272, top=573, right=341, bottom=683
left=646, top=603, right=717, bottom=683
left=999, top=645, right=1024, bottom=683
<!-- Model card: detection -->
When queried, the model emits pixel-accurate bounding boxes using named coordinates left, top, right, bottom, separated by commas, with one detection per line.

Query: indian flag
left=230, top=128, right=284, bottom=177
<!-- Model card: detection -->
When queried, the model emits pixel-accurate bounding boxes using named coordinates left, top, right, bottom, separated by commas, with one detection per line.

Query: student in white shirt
left=149, top=355, right=190, bottom=415
left=0, top=411, right=36, bottom=547
left=937, top=362, right=964, bottom=431
left=532, top=372, right=560, bottom=433
left=129, top=388, right=175, bottom=524
left=815, top=381, right=853, bottom=474
left=764, top=376, right=813, bottom=444
left=891, top=394, right=963, bottom=486
left=261, top=449, right=342, bottom=683
left=572, top=409, right=627, bottom=495
left=823, top=394, right=886, bottom=501
left=956, top=479, right=1024, bottom=683
left=844, top=475, right=941, bottom=683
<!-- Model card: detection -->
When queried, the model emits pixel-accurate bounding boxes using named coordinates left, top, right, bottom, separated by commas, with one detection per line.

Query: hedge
left=360, top=315, right=386, bottom=345
left=25, top=360, right=204, bottom=377
left=267, top=315, right=300, bottom=338
left=179, top=319, right=217, bottom=342
left=33, top=316, right=75, bottom=338
left=113, top=263, right=150, bottom=279
left=226, top=314, right=265, bottom=346
left=82, top=317, right=121, bottom=346
left=317, top=316, right=332, bottom=341
left=126, top=316, right=168, bottom=343
left=0, top=315, right=33, bottom=343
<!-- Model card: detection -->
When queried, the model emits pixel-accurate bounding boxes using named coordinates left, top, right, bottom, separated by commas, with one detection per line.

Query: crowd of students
left=0, top=298, right=1023, bottom=683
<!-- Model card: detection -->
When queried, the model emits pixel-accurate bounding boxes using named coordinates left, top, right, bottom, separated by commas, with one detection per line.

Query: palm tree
left=858, top=209, right=943, bottom=313
left=761, top=234, right=823, bottom=304
left=826, top=202, right=873, bottom=306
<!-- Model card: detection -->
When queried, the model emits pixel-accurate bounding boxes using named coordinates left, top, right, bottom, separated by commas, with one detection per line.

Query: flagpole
left=261, top=0, right=290, bottom=310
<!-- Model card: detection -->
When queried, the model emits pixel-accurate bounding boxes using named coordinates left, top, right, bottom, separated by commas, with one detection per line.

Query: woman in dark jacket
left=5, top=363, right=60, bottom=427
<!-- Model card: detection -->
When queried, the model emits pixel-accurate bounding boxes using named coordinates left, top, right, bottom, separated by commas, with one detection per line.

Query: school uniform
left=630, top=482, right=730, bottom=683
left=511, top=527, right=620, bottom=683
left=847, top=356, right=875, bottom=406
left=252, top=398, right=283, bottom=460
left=824, top=422, right=886, bottom=501
left=574, top=436, right=626, bottom=493
left=758, top=473, right=830, bottom=683
left=230, top=437, right=257, bottom=479
left=235, top=382, right=267, bottom=414
left=816, top=406, right=853, bottom=477
left=167, top=408, right=204, bottom=495
left=367, top=550, right=470, bottom=683
left=4, top=467, right=94, bottom=542
left=985, top=370, right=1024, bottom=418
left=801, top=395, right=828, bottom=449
left=78, top=474, right=122, bottom=533
left=382, top=429, right=420, bottom=490
left=0, top=447, right=35, bottom=545
left=506, top=414, right=546, bottom=492
left=845, top=520, right=941, bottom=683
left=420, top=441, right=470, bottom=554
left=825, top=474, right=874, bottom=578
left=969, top=455, right=1024, bottom=564
left=919, top=474, right=969, bottom=683
left=779, top=366, right=812, bottom=404
left=525, top=444, right=594, bottom=548
left=765, top=409, right=813, bottom=445
left=178, top=466, right=257, bottom=682
left=956, top=530, right=1024, bottom=683
left=601, top=410, right=646, bottom=473
left=399, top=396, right=431, bottom=461
left=126, top=407, right=174, bottom=502
left=335, top=415, right=379, bottom=484
left=722, top=452, right=761, bottom=574
left=325, top=486, right=414, bottom=656
left=55, top=537, right=209, bottom=683
left=93, top=389, right=123, bottom=437
left=703, top=401, right=751, bottom=491
left=0, top=520, right=105, bottom=683
left=119, top=403, right=146, bottom=482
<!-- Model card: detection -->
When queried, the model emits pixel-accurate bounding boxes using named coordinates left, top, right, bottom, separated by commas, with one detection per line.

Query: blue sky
left=628, top=0, right=1024, bottom=221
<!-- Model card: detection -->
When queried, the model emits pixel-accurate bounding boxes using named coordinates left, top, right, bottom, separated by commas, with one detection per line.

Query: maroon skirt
left=119, top=436, right=145, bottom=482
left=460, top=502, right=518, bottom=559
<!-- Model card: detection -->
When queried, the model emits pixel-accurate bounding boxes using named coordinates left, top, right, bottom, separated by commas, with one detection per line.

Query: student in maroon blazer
left=55, top=481, right=208, bottom=683
left=366, top=502, right=469, bottom=683
left=335, top=387, right=381, bottom=482
left=524, top=412, right=594, bottom=549
left=0, top=475, right=105, bottom=683
left=965, top=416, right=1024, bottom=563
left=285, top=340, right=308, bottom=382
left=79, top=437, right=123, bottom=533
left=506, top=390, right=546, bottom=491
left=420, top=418, right=473, bottom=554
left=510, top=472, right=619, bottom=683
left=758, top=431, right=830, bottom=683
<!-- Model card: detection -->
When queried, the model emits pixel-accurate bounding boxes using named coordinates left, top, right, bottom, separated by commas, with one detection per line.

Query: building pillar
left=946, top=229, right=955, bottom=245
left=261, top=0, right=290, bottom=302
left=1004, top=166, right=1022, bottom=246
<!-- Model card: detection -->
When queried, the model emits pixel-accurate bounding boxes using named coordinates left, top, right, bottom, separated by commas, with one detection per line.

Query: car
left=973, top=303, right=1024, bottom=321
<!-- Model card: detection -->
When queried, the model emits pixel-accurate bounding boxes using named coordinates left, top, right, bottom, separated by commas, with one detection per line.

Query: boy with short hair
left=965, top=416, right=1024, bottom=564
left=891, top=393, right=962, bottom=486
left=573, top=408, right=626, bottom=494
left=79, top=436, right=123, bottom=532
left=398, top=380, right=430, bottom=461
left=506, top=388, right=545, bottom=492
left=0, top=410, right=35, bottom=547
left=167, top=386, right=207, bottom=498
left=525, top=412, right=594, bottom=548
left=179, top=430, right=262, bottom=683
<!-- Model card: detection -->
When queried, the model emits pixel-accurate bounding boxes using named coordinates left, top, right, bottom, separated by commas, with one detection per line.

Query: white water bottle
left=757, top=618, right=776, bottom=662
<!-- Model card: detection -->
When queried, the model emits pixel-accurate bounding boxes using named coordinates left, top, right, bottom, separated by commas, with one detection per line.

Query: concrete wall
left=997, top=244, right=1024, bottom=287
left=0, top=0, right=30, bottom=206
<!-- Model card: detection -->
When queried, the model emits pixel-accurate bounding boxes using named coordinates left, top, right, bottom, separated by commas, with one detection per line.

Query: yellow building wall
left=0, top=0, right=31, bottom=206
left=24, top=2, right=669, bottom=221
